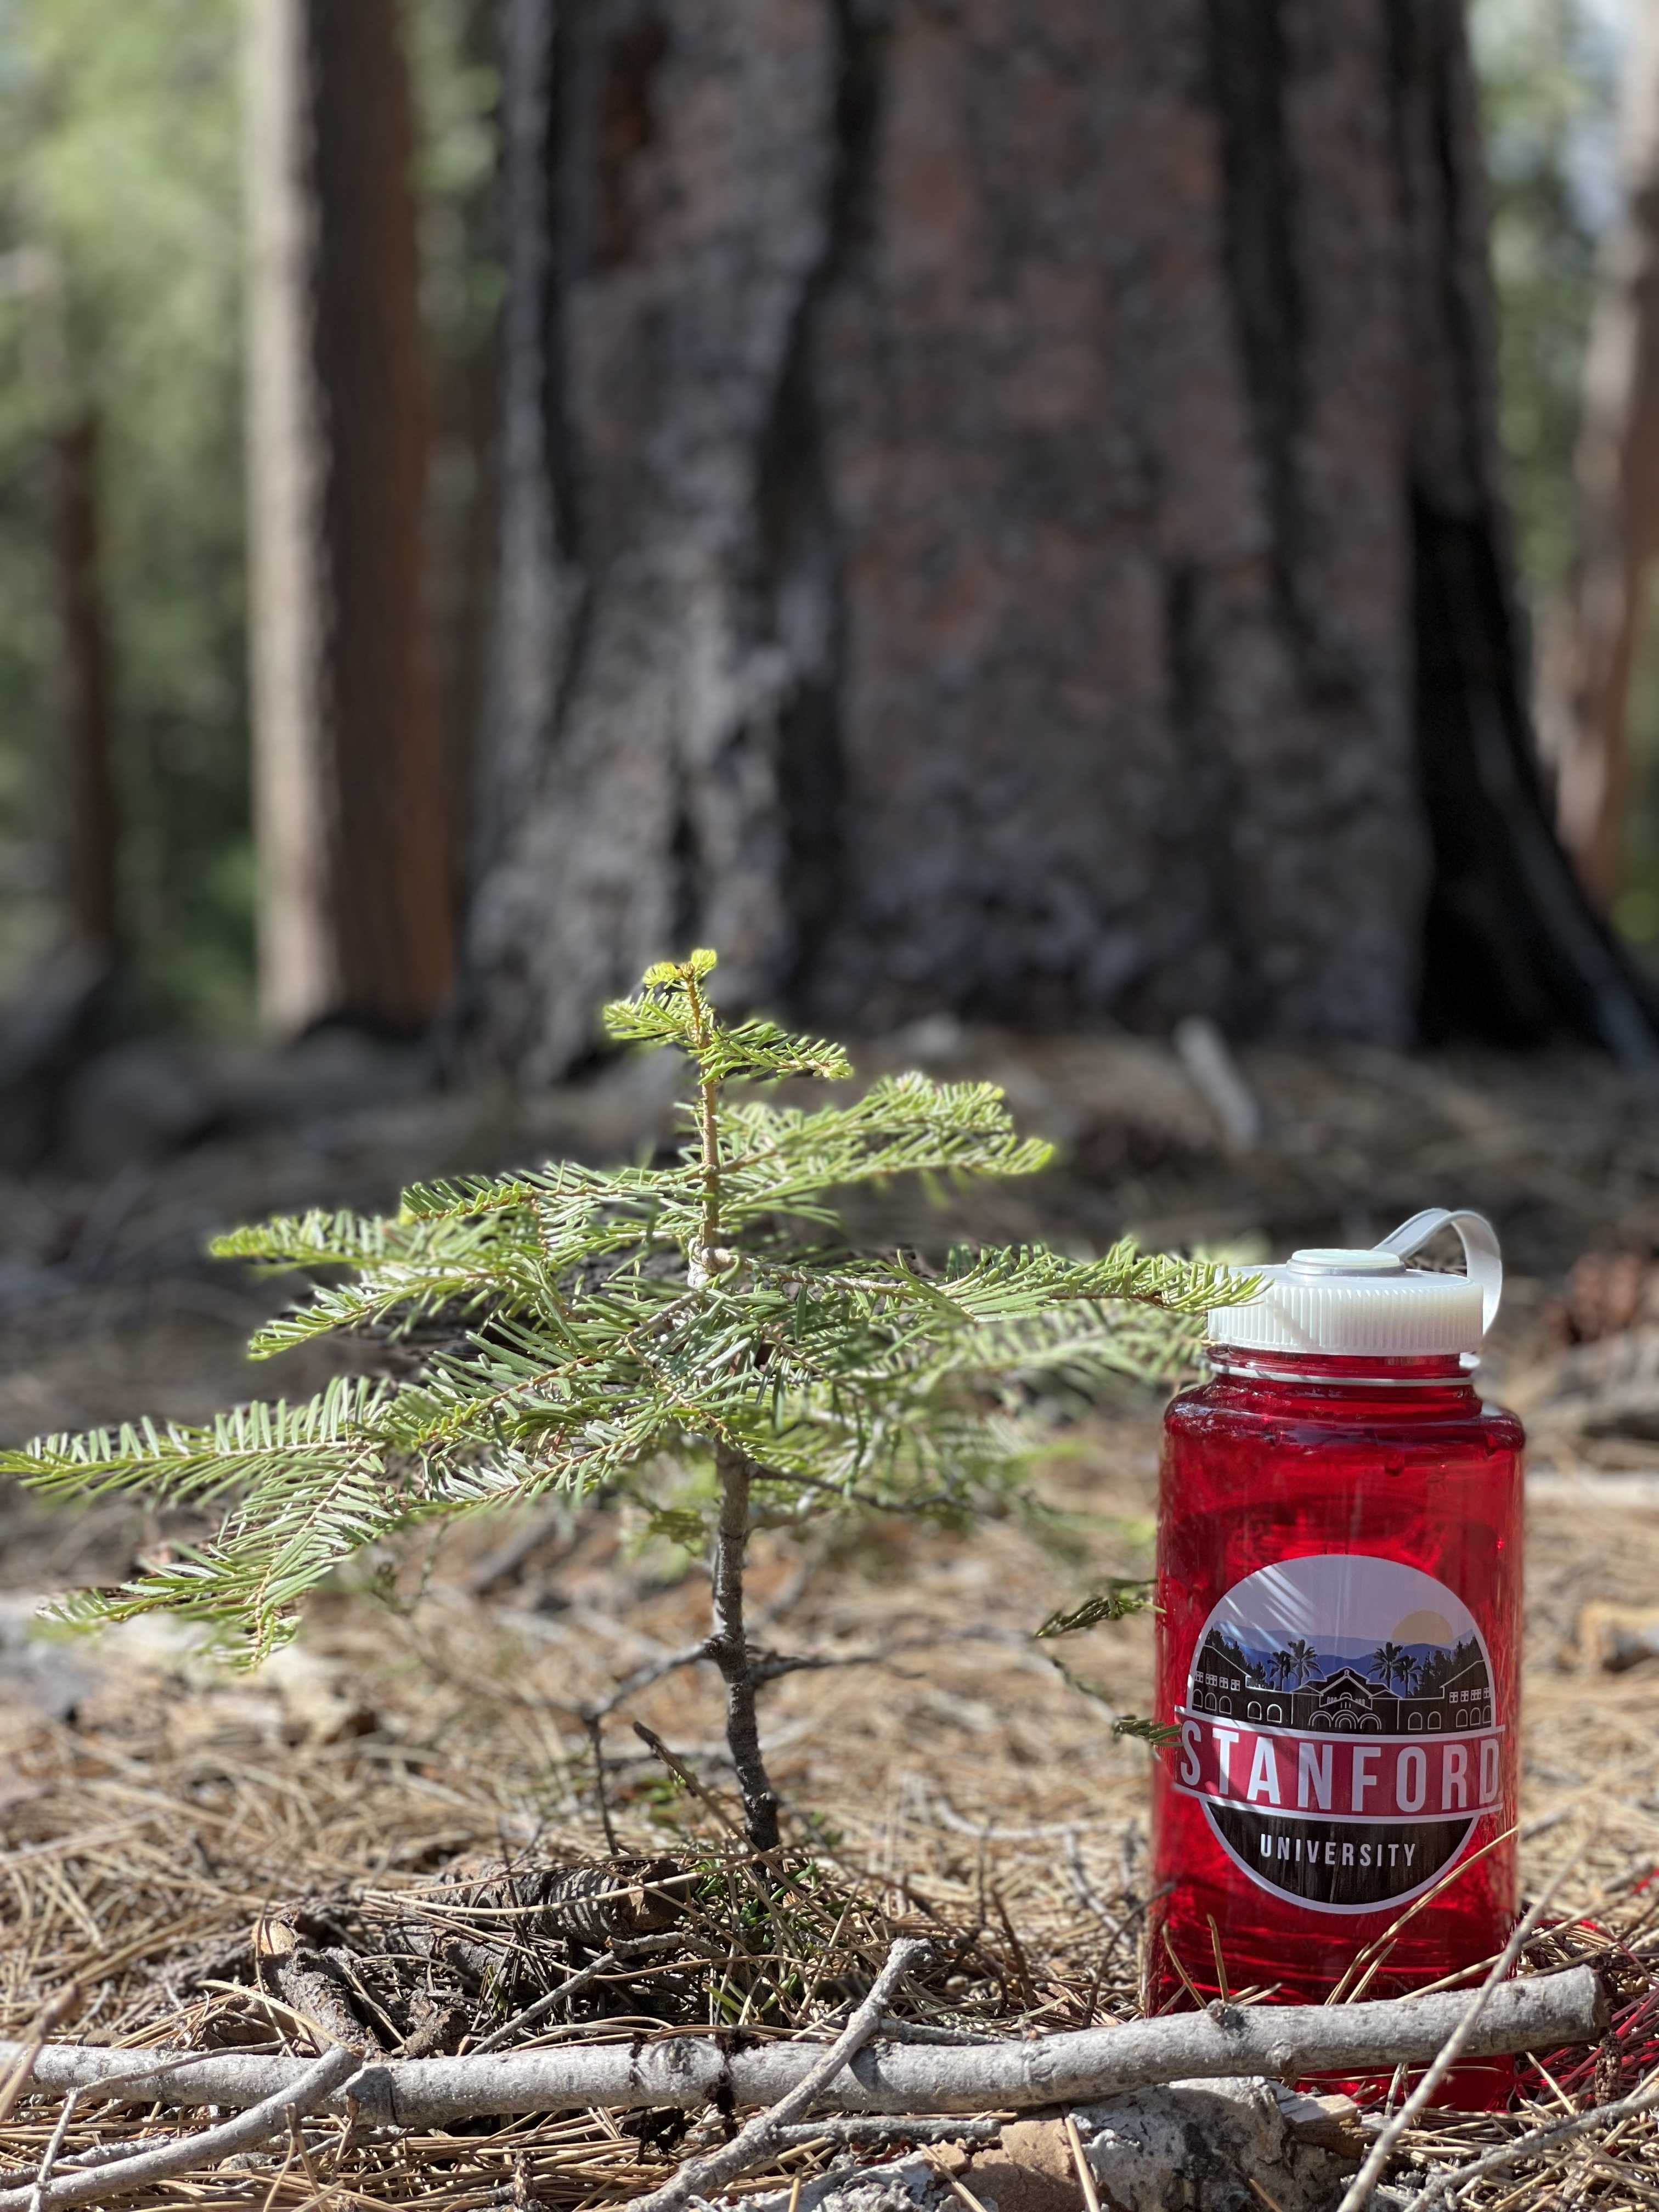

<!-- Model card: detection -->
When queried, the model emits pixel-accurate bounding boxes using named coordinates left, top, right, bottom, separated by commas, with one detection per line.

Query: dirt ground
left=4, top=1028, right=1659, bottom=2208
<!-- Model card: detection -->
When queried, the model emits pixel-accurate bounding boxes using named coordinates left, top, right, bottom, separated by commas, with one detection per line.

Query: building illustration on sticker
left=1173, top=1553, right=1503, bottom=1914
left=1189, top=1625, right=1494, bottom=1733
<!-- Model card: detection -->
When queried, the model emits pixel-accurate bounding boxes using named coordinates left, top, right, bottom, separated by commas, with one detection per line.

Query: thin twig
left=923, top=2147, right=995, bottom=2212
left=623, top=1939, right=932, bottom=2212
left=1338, top=1854, right=1585, bottom=2212
left=469, top=1932, right=694, bottom=2058
left=0, top=1990, right=80, bottom=2129
left=469, top=1952, right=620, bottom=2055
left=582, top=1714, right=620, bottom=1857
left=632, top=1719, right=741, bottom=1835
left=586, top=1644, right=710, bottom=1723
left=768, top=2118, right=1007, bottom=2150
left=1398, top=2061, right=1659, bottom=2211
left=1064, top=2112, right=1102, bottom=2212
left=26, top=2091, right=77, bottom=2212
left=0, top=2044, right=357, bottom=2212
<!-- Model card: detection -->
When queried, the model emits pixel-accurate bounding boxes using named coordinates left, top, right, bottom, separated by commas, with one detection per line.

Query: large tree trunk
left=467, top=0, right=1658, bottom=1075
left=1537, top=3, right=1659, bottom=917
left=244, top=0, right=455, bottom=1039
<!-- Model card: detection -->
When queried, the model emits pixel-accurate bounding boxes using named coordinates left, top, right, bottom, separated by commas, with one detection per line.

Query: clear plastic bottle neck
left=1201, top=1348, right=1477, bottom=1393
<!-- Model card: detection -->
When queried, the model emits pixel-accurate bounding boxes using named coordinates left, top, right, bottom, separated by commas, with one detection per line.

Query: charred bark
left=1389, top=0, right=1658, bottom=1057
left=467, top=0, right=1658, bottom=1068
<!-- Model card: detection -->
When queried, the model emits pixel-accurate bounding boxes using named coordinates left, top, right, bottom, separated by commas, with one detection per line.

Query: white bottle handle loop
left=1371, top=1209, right=1502, bottom=1335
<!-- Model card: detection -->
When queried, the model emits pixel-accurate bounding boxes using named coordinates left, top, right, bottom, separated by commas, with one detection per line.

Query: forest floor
left=4, top=1026, right=1659, bottom=2209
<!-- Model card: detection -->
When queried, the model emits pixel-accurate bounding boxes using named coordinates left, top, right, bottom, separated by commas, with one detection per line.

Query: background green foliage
left=0, top=0, right=496, bottom=1032
left=1472, top=0, right=1659, bottom=958
left=1473, top=0, right=1615, bottom=601
left=0, top=0, right=248, bottom=1025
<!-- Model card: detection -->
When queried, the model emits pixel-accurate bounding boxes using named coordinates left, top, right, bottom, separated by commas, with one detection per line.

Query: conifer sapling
left=3, top=953, right=1249, bottom=1851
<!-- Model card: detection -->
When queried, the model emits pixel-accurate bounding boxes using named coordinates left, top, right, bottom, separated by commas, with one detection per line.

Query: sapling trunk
left=709, top=1441, right=781, bottom=1852
left=680, top=961, right=780, bottom=1848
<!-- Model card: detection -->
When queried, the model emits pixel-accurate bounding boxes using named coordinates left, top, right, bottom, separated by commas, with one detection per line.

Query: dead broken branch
left=0, top=1989, right=79, bottom=2130
left=624, top=1937, right=932, bottom=2212
left=1337, top=1856, right=1582, bottom=2212
left=0, top=2041, right=357, bottom=2212
left=0, top=1968, right=1606, bottom=2129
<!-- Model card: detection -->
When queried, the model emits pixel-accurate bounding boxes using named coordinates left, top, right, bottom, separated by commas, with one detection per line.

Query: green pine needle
left=0, top=951, right=1259, bottom=1662
left=1036, top=1581, right=1157, bottom=1638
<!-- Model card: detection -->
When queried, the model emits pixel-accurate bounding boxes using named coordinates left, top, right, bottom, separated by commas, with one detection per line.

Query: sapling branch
left=1035, top=1583, right=1154, bottom=1639
left=585, top=1643, right=710, bottom=1723
left=682, top=960, right=723, bottom=1288
left=1031, top=1590, right=1179, bottom=1747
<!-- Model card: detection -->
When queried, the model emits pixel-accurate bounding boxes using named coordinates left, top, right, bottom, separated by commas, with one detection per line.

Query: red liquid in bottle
left=1146, top=1349, right=1522, bottom=2107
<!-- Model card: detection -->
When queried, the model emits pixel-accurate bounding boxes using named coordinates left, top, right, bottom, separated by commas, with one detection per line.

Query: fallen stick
left=625, top=1938, right=931, bottom=2212
left=0, top=2043, right=357, bottom=2212
left=769, top=2117, right=1008, bottom=2149
left=0, top=1968, right=1606, bottom=2128
left=1337, top=1857, right=1579, bottom=2212
left=0, top=1990, right=80, bottom=2130
left=24, top=2087, right=78, bottom=2212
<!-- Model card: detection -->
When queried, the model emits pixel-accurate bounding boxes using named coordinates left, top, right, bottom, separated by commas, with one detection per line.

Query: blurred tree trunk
left=50, top=408, right=117, bottom=964
left=424, top=1, right=504, bottom=939
left=1539, top=4, right=1659, bottom=917
left=244, top=0, right=454, bottom=1039
left=467, top=0, right=1657, bottom=1075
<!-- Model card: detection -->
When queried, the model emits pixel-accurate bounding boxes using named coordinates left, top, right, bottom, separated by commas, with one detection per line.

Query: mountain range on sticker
left=1196, top=1627, right=1489, bottom=1700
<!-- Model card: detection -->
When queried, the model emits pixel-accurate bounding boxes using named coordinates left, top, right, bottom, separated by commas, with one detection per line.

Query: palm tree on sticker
left=1271, top=1649, right=1295, bottom=1691
left=1284, top=1638, right=1321, bottom=1686
left=1368, top=1641, right=1411, bottom=1689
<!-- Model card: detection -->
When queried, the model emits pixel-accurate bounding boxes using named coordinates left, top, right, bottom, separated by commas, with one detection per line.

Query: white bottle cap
left=1206, top=1209, right=1502, bottom=1358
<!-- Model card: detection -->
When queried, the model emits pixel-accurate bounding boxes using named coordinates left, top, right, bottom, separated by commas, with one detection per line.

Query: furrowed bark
left=0, top=1968, right=1606, bottom=2126
left=466, top=0, right=1657, bottom=1066
left=709, top=1442, right=782, bottom=1853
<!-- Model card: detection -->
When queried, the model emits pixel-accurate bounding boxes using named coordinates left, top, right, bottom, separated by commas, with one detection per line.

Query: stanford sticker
left=1174, top=1553, right=1500, bottom=1913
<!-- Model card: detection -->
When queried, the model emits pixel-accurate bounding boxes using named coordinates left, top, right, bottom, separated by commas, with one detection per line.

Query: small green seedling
left=4, top=954, right=1246, bottom=1845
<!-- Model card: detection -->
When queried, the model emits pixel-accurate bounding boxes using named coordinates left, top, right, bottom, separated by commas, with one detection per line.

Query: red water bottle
left=1146, top=1211, right=1521, bottom=2105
